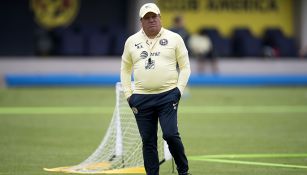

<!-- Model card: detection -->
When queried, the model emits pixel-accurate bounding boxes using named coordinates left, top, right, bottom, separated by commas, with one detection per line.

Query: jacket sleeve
left=176, top=35, right=191, bottom=94
left=120, top=39, right=133, bottom=99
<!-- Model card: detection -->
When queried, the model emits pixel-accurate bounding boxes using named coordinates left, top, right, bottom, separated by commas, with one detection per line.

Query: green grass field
left=1, top=86, right=307, bottom=175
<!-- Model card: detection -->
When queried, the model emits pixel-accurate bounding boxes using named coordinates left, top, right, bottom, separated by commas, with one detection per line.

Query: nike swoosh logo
left=135, top=43, right=142, bottom=46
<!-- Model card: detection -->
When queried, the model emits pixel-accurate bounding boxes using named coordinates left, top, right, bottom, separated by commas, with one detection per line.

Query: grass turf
left=0, top=86, right=307, bottom=175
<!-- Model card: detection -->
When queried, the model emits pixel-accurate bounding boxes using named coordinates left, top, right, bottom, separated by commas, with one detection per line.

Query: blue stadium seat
left=58, top=28, right=84, bottom=56
left=107, top=23, right=129, bottom=56
left=199, top=28, right=232, bottom=57
left=232, top=28, right=263, bottom=57
left=87, top=32, right=111, bottom=56
left=111, top=32, right=128, bottom=55
left=263, top=28, right=298, bottom=57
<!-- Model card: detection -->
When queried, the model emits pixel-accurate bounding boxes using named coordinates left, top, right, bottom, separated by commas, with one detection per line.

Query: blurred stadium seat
left=58, top=27, right=85, bottom=56
left=54, top=25, right=113, bottom=56
left=107, top=23, right=129, bottom=56
left=199, top=28, right=232, bottom=57
left=110, top=31, right=128, bottom=56
left=87, top=32, right=111, bottom=56
left=232, top=28, right=263, bottom=57
left=263, top=28, right=298, bottom=57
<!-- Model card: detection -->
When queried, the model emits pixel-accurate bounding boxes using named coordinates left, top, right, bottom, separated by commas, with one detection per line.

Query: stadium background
left=1, top=1, right=307, bottom=175
left=0, top=0, right=306, bottom=86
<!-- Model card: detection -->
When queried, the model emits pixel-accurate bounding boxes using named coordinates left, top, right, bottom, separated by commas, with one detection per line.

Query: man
left=120, top=3, right=191, bottom=175
left=169, top=15, right=190, bottom=48
left=188, top=33, right=218, bottom=74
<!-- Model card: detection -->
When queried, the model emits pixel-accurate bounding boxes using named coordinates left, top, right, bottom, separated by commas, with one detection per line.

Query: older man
left=120, top=3, right=191, bottom=175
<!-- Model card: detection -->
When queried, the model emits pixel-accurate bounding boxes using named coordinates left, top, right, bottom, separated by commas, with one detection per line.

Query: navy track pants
left=128, top=87, right=189, bottom=175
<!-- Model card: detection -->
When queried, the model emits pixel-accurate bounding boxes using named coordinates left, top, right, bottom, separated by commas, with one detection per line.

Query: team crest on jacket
left=140, top=51, right=148, bottom=59
left=159, top=39, right=168, bottom=46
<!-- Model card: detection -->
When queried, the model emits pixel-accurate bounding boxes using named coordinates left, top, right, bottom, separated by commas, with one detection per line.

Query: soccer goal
left=44, top=82, right=172, bottom=174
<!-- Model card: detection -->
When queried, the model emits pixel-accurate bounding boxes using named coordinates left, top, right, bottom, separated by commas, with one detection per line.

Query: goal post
left=44, top=82, right=172, bottom=174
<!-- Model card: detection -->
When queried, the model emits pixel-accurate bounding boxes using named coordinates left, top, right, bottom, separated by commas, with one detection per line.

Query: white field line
left=0, top=106, right=306, bottom=114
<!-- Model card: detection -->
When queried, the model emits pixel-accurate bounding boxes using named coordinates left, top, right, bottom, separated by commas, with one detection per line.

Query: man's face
left=141, top=12, right=161, bottom=37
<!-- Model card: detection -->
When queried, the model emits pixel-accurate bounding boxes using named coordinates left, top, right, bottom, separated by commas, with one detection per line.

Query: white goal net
left=44, top=82, right=172, bottom=174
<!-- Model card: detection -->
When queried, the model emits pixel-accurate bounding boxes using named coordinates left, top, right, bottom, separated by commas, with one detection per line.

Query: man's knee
left=141, top=134, right=157, bottom=147
left=163, top=132, right=180, bottom=143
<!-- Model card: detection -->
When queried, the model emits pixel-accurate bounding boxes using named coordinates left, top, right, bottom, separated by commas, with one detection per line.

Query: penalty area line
left=189, top=153, right=307, bottom=169
left=191, top=153, right=307, bottom=159
left=180, top=106, right=307, bottom=114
